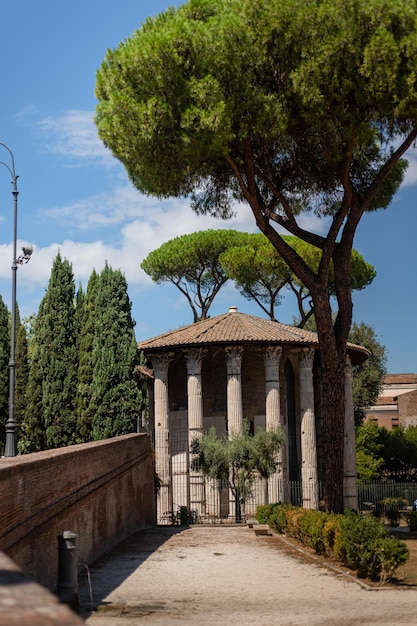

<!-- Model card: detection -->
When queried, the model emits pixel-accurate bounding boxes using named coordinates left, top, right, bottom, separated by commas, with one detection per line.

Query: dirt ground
left=78, top=525, right=417, bottom=625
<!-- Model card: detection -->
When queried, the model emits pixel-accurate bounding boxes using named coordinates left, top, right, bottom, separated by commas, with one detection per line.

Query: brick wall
left=0, top=434, right=156, bottom=591
left=399, top=389, right=417, bottom=428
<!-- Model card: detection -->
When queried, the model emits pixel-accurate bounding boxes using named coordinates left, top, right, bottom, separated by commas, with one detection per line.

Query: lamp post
left=0, top=143, right=32, bottom=457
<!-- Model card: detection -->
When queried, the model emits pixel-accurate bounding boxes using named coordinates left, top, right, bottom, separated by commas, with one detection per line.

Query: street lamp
left=0, top=142, right=33, bottom=457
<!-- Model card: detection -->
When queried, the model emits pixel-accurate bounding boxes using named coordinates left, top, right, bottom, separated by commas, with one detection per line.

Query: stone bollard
left=56, top=530, right=80, bottom=612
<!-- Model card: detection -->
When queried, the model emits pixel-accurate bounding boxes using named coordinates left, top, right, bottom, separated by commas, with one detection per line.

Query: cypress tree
left=0, top=295, right=9, bottom=451
left=20, top=304, right=46, bottom=453
left=14, top=304, right=29, bottom=445
left=89, top=263, right=141, bottom=439
left=38, top=252, right=77, bottom=448
left=75, top=270, right=98, bottom=442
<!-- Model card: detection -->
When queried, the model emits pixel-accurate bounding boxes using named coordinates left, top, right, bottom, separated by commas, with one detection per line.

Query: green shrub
left=256, top=503, right=279, bottom=524
left=322, top=514, right=342, bottom=557
left=255, top=504, right=409, bottom=583
left=386, top=509, right=401, bottom=526
left=336, top=509, right=408, bottom=582
left=268, top=503, right=296, bottom=534
left=407, top=511, right=417, bottom=532
left=297, top=510, right=329, bottom=554
left=379, top=497, right=408, bottom=512
left=375, top=537, right=409, bottom=584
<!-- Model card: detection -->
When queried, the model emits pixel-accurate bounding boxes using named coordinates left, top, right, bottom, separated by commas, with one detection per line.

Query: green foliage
left=379, top=426, right=417, bottom=481
left=89, top=263, right=142, bottom=440
left=219, top=233, right=290, bottom=321
left=336, top=509, right=408, bottom=583
left=20, top=300, right=47, bottom=453
left=356, top=421, right=385, bottom=481
left=257, top=504, right=409, bottom=583
left=19, top=257, right=145, bottom=451
left=407, top=511, right=417, bottom=532
left=349, top=323, right=387, bottom=426
left=75, top=270, right=99, bottom=442
left=357, top=423, right=417, bottom=482
left=191, top=422, right=283, bottom=521
left=0, top=295, right=9, bottom=449
left=255, top=503, right=281, bottom=525
left=15, top=306, right=29, bottom=444
left=96, top=0, right=417, bottom=512
left=141, top=229, right=250, bottom=322
left=220, top=234, right=376, bottom=324
left=39, top=253, right=78, bottom=448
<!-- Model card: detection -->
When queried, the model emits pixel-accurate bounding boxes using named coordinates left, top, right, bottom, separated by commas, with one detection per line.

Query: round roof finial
left=228, top=306, right=238, bottom=313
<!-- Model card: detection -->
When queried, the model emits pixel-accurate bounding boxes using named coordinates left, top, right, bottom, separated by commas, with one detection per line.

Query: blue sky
left=0, top=1, right=415, bottom=374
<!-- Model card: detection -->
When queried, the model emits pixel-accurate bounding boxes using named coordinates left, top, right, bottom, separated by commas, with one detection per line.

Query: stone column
left=225, top=345, right=244, bottom=435
left=344, top=355, right=358, bottom=510
left=225, top=345, right=244, bottom=520
left=299, top=348, right=319, bottom=510
left=184, top=348, right=207, bottom=518
left=151, top=352, right=174, bottom=523
left=264, top=346, right=285, bottom=503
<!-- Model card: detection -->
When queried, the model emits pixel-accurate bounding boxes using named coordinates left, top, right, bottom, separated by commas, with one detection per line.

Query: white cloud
left=38, top=109, right=115, bottom=166
left=23, top=185, right=329, bottom=296
left=403, top=151, right=417, bottom=187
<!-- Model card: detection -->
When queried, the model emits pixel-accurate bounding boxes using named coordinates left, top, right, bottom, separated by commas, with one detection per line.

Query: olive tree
left=190, top=423, right=283, bottom=522
left=95, top=0, right=417, bottom=511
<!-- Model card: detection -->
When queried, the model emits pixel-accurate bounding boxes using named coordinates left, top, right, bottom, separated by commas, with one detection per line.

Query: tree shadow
left=78, top=525, right=188, bottom=616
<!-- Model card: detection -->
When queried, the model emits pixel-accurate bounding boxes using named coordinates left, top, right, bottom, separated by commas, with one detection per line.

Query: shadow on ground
left=78, top=525, right=188, bottom=616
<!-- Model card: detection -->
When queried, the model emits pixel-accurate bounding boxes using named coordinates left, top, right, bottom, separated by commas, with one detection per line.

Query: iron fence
left=155, top=434, right=417, bottom=523
left=358, top=481, right=417, bottom=513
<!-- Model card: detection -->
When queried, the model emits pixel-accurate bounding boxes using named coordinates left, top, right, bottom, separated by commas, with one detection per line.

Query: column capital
left=300, top=347, right=315, bottom=369
left=225, top=345, right=244, bottom=375
left=264, top=345, right=283, bottom=366
left=183, top=348, right=207, bottom=375
left=149, top=352, right=174, bottom=377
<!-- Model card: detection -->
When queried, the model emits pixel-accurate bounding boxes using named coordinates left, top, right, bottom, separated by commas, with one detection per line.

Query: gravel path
left=79, top=525, right=417, bottom=625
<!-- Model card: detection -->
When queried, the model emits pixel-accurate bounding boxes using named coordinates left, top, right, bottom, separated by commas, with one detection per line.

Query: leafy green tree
left=356, top=421, right=384, bottom=481
left=141, top=229, right=250, bottom=322
left=75, top=270, right=98, bottom=442
left=89, top=263, right=142, bottom=439
left=356, top=424, right=417, bottom=482
left=220, top=234, right=375, bottom=324
left=191, top=423, right=283, bottom=522
left=349, top=323, right=387, bottom=426
left=0, top=295, right=9, bottom=450
left=378, top=426, right=417, bottom=481
left=36, top=253, right=77, bottom=448
left=95, top=0, right=417, bottom=510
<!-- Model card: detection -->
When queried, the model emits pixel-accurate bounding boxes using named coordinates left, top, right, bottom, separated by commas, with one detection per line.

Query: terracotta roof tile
left=138, top=310, right=369, bottom=363
left=383, top=374, right=417, bottom=385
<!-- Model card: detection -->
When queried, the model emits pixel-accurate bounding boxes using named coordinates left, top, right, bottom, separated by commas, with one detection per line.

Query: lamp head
left=16, top=244, right=33, bottom=265
left=21, top=244, right=33, bottom=258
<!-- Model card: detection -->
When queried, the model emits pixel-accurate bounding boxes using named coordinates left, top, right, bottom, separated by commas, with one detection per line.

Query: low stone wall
left=0, top=434, right=156, bottom=591
left=0, top=550, right=84, bottom=626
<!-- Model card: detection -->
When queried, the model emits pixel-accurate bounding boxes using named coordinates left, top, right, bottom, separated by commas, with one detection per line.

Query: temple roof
left=138, top=307, right=369, bottom=364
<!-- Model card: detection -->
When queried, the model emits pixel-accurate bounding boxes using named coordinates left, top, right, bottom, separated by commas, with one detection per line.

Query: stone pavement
left=78, top=525, right=417, bottom=626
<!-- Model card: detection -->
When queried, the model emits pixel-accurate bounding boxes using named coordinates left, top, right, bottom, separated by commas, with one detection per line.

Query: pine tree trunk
left=320, top=357, right=346, bottom=513
left=314, top=287, right=350, bottom=514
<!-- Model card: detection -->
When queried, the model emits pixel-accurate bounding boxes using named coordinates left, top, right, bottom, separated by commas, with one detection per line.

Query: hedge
left=256, top=504, right=409, bottom=584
